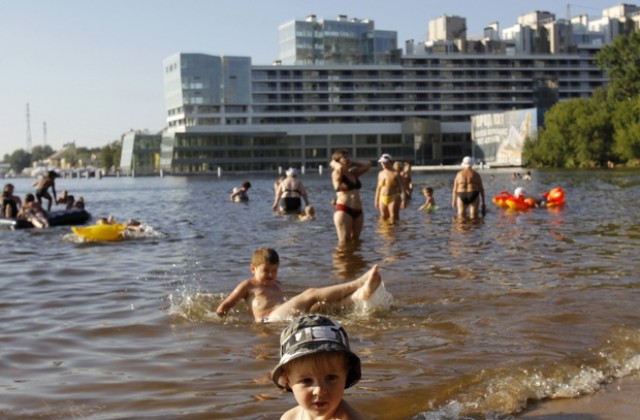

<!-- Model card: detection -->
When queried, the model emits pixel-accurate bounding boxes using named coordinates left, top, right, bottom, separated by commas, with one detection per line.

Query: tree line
left=2, top=141, right=122, bottom=175
left=524, top=31, right=640, bottom=168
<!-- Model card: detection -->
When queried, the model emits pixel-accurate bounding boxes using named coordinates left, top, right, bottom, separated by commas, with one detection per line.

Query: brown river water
left=1, top=168, right=639, bottom=419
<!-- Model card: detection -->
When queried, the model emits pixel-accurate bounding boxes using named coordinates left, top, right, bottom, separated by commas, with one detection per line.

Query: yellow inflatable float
left=72, top=223, right=126, bottom=241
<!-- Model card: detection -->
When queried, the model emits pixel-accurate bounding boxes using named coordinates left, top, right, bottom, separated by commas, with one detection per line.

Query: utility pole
left=26, top=103, right=32, bottom=153
left=43, top=121, right=47, bottom=146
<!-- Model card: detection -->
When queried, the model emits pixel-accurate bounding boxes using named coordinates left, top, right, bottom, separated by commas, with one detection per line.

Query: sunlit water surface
left=1, top=168, right=639, bottom=420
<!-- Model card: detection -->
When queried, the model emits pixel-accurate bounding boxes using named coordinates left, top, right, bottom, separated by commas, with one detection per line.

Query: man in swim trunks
left=452, top=156, right=486, bottom=219
left=330, top=150, right=372, bottom=243
left=33, top=170, right=58, bottom=212
left=375, top=154, right=404, bottom=223
left=216, top=247, right=382, bottom=323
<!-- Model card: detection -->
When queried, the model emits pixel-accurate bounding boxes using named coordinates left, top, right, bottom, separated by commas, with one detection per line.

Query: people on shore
left=215, top=247, right=382, bottom=323
left=375, top=154, right=404, bottom=223
left=18, top=193, right=49, bottom=228
left=33, top=170, right=58, bottom=212
left=418, top=186, right=437, bottom=211
left=273, top=168, right=310, bottom=213
left=330, top=150, right=372, bottom=243
left=451, top=156, right=486, bottom=219
left=230, top=181, right=251, bottom=203
left=2, top=183, right=22, bottom=218
left=271, top=314, right=364, bottom=420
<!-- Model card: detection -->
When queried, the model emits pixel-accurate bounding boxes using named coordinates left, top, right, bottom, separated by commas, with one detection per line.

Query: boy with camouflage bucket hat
left=272, top=314, right=363, bottom=419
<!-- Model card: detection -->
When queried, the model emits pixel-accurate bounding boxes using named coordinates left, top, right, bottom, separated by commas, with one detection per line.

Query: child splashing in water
left=216, top=247, right=382, bottom=323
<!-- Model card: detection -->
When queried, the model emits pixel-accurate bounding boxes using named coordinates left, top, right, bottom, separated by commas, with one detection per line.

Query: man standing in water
left=451, top=156, right=486, bottom=219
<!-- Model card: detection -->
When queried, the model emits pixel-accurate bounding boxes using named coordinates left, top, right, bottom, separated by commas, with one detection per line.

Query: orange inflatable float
left=492, top=191, right=513, bottom=208
left=543, top=187, right=566, bottom=207
left=503, top=187, right=535, bottom=211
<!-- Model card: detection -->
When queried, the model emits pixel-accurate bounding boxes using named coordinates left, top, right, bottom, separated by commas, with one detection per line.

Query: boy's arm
left=216, top=280, right=250, bottom=317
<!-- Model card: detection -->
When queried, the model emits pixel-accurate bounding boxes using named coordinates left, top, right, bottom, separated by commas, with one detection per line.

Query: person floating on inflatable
left=505, top=187, right=539, bottom=211
left=72, top=216, right=143, bottom=241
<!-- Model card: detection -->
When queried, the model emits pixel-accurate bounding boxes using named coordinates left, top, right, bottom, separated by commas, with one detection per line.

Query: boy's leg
left=268, top=265, right=381, bottom=318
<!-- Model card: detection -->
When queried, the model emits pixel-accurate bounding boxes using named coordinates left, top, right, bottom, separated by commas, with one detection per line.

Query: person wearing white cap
left=451, top=156, right=486, bottom=219
left=329, top=150, right=372, bottom=243
left=272, top=167, right=309, bottom=213
left=375, top=153, right=404, bottom=223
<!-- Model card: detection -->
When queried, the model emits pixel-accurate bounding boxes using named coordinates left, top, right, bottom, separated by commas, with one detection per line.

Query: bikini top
left=339, top=174, right=361, bottom=191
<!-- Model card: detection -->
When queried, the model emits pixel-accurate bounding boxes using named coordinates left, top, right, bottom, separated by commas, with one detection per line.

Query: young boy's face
left=250, top=263, right=279, bottom=285
left=286, top=354, right=348, bottom=418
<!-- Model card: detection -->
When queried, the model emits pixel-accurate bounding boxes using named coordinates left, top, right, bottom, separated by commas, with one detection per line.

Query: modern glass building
left=154, top=5, right=639, bottom=174
left=278, top=15, right=400, bottom=65
left=119, top=130, right=162, bottom=176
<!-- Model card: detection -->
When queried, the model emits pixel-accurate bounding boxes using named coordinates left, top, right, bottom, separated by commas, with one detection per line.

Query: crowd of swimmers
left=228, top=151, right=491, bottom=245
left=1, top=170, right=86, bottom=228
left=219, top=153, right=494, bottom=418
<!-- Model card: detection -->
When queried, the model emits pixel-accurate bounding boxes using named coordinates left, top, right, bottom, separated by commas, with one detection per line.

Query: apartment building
left=151, top=6, right=638, bottom=175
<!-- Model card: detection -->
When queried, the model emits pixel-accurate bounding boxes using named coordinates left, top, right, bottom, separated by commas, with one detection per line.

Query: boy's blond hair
left=251, top=247, right=280, bottom=266
left=282, top=352, right=350, bottom=386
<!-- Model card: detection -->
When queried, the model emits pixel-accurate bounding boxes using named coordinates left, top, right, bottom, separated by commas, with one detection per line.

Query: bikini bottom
left=457, top=191, right=480, bottom=205
left=379, top=193, right=399, bottom=206
left=334, top=203, right=363, bottom=219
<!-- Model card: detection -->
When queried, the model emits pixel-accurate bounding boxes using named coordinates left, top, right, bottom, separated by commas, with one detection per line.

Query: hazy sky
left=0, top=0, right=620, bottom=158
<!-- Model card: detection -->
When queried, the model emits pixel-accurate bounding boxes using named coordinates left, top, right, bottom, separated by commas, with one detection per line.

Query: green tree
left=611, top=96, right=640, bottom=162
left=76, top=146, right=96, bottom=163
left=6, top=149, right=32, bottom=173
left=99, top=144, right=114, bottom=169
left=30, top=145, right=54, bottom=162
left=524, top=97, right=613, bottom=167
left=99, top=140, right=122, bottom=171
left=596, top=31, right=640, bottom=102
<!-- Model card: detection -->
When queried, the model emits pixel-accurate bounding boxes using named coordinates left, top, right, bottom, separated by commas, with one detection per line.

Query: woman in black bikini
left=330, top=150, right=372, bottom=243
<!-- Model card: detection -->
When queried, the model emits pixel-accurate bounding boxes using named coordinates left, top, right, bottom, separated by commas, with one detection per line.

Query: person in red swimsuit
left=330, top=150, right=372, bottom=243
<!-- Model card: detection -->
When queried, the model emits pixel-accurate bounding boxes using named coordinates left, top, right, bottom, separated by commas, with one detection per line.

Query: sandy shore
left=519, top=374, right=640, bottom=419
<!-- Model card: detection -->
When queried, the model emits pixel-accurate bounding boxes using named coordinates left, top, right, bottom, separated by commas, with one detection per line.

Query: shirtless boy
left=33, top=170, right=58, bottom=211
left=216, top=247, right=382, bottom=322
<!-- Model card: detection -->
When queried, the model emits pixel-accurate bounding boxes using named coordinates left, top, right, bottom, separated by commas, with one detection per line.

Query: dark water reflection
left=1, top=168, right=640, bottom=419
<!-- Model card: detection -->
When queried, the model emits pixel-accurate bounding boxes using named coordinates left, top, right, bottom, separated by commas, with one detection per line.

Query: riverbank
left=520, top=374, right=640, bottom=419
